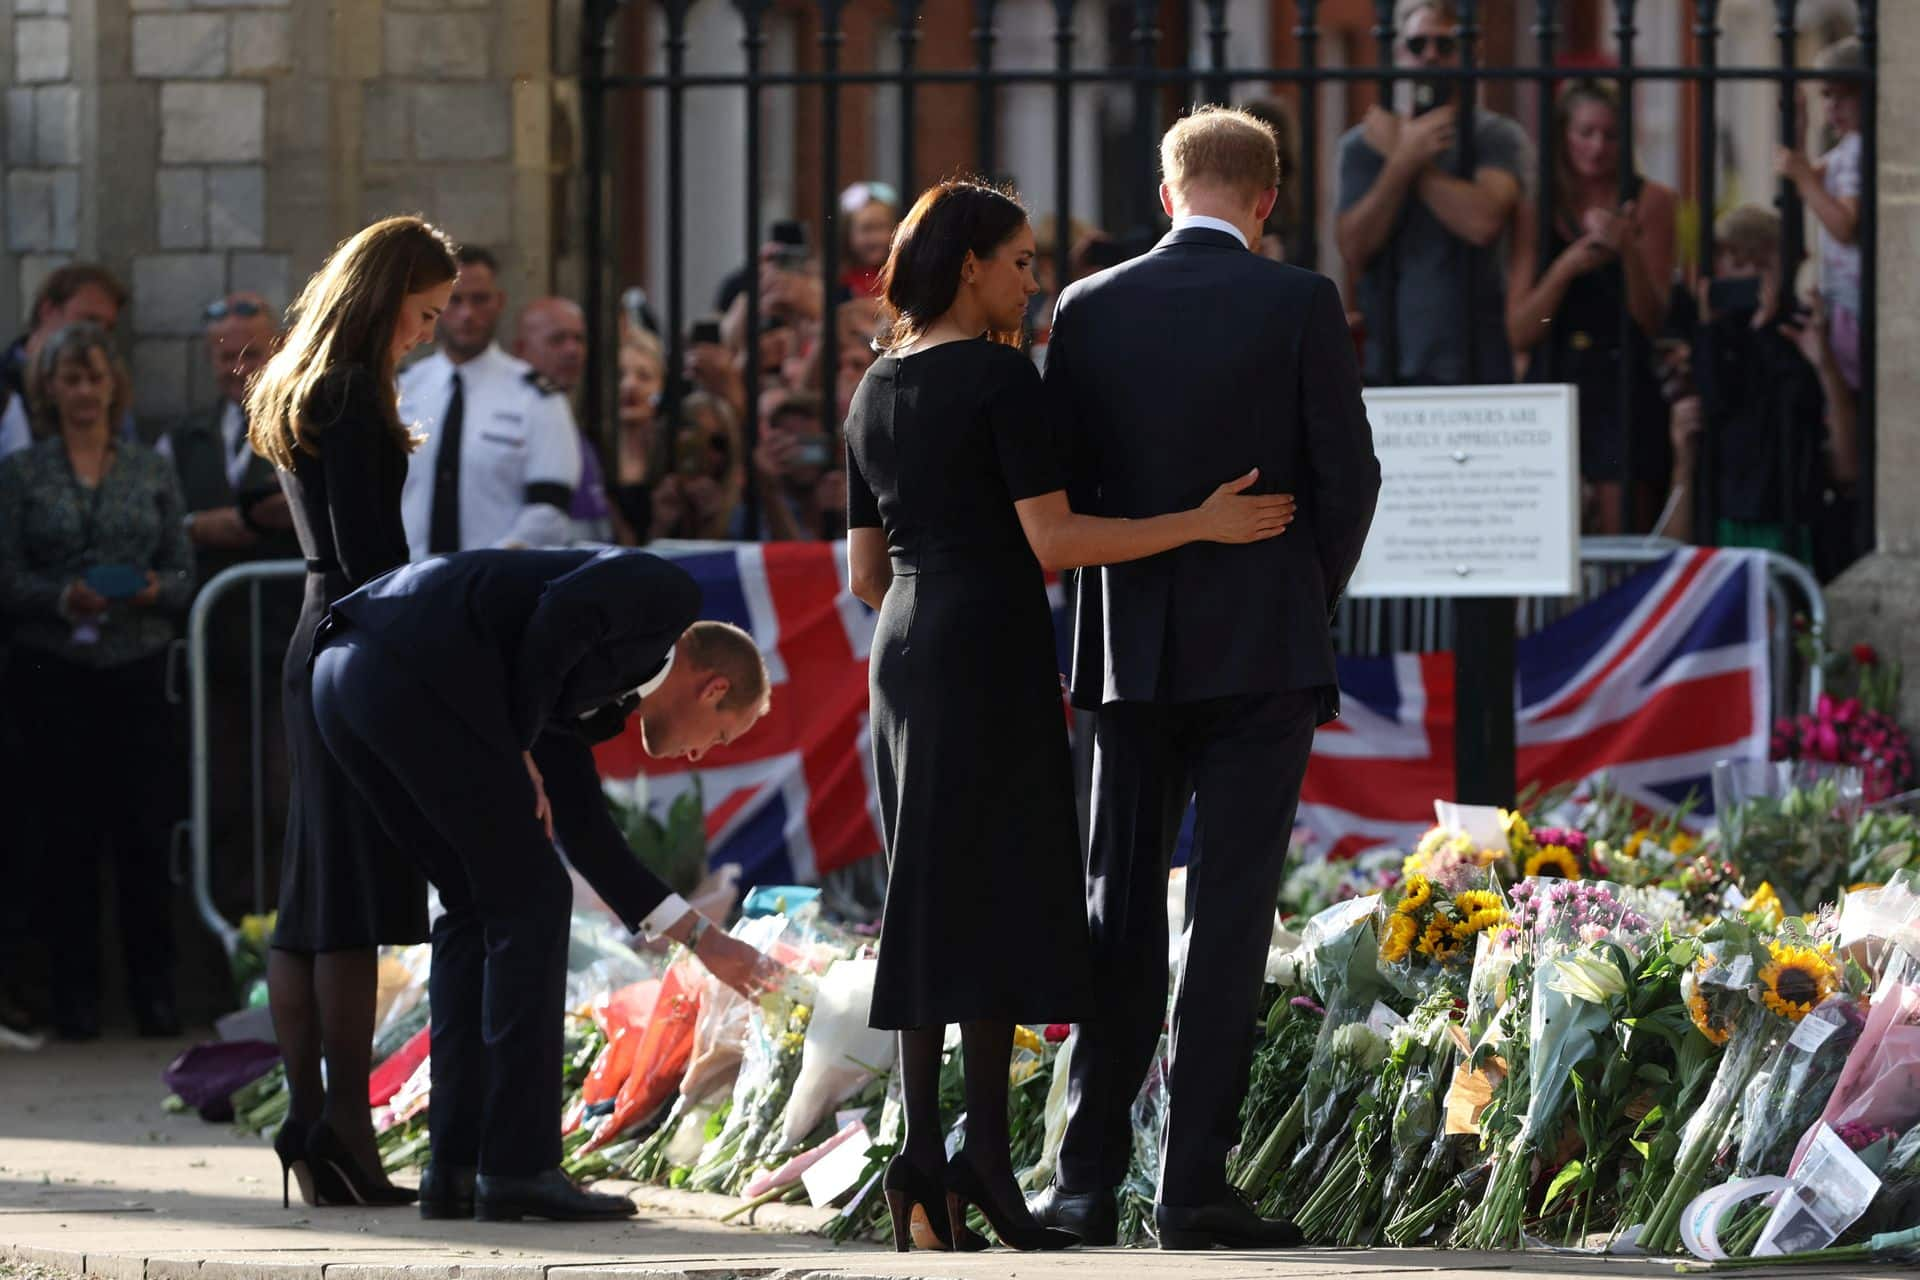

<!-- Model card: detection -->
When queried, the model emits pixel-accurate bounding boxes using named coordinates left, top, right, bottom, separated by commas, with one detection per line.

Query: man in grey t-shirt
left=1335, top=0, right=1529, bottom=387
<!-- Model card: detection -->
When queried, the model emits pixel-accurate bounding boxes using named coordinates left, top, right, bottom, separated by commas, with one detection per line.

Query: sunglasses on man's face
left=204, top=299, right=265, bottom=322
left=1404, top=34, right=1458, bottom=57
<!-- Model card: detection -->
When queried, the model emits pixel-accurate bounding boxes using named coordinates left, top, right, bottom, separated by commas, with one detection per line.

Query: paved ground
left=0, top=1039, right=1865, bottom=1280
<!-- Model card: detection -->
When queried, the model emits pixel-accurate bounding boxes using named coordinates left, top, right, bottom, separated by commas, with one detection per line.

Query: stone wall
left=1, top=0, right=568, bottom=427
left=1824, top=0, right=1920, bottom=733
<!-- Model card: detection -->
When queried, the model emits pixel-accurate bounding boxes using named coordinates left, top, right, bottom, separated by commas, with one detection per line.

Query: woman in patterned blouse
left=0, top=323, right=194, bottom=1040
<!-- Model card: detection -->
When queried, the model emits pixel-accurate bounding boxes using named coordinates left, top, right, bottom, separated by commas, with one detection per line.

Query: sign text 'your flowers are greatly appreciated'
left=1346, top=384, right=1581, bottom=598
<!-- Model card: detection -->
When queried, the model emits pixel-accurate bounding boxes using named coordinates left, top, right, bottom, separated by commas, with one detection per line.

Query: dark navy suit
left=1045, top=226, right=1380, bottom=1204
left=311, top=548, right=696, bottom=1175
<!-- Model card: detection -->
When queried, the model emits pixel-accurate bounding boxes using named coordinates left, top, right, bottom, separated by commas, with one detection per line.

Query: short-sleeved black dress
left=845, top=339, right=1094, bottom=1030
left=271, top=366, right=428, bottom=953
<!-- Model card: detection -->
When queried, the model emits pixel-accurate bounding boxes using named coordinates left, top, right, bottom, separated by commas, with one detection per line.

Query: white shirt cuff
left=639, top=894, right=693, bottom=938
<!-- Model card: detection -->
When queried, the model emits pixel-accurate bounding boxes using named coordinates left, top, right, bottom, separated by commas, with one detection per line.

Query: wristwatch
left=684, top=913, right=712, bottom=952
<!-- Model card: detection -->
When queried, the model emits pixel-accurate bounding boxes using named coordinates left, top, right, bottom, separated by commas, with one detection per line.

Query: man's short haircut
left=1715, top=204, right=1782, bottom=261
left=29, top=263, right=129, bottom=330
left=1816, top=37, right=1864, bottom=76
left=455, top=245, right=499, bottom=275
left=1397, top=0, right=1457, bottom=27
left=1160, top=106, right=1279, bottom=201
left=683, top=620, right=770, bottom=714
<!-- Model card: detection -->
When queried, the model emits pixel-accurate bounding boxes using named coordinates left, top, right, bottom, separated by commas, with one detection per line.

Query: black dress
left=844, top=339, right=1094, bottom=1030
left=271, top=366, right=428, bottom=952
left=1526, top=207, right=1670, bottom=489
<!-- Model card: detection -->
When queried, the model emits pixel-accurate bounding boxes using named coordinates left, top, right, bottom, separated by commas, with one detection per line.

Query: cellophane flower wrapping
left=1734, top=994, right=1867, bottom=1178
left=1273, top=896, right=1386, bottom=1203
left=1788, top=953, right=1920, bottom=1175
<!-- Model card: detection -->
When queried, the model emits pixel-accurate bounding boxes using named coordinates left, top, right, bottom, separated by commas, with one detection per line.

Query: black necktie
left=427, top=370, right=464, bottom=553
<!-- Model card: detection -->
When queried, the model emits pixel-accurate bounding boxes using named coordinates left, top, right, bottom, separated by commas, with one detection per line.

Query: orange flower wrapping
left=579, top=979, right=663, bottom=1107
left=584, top=966, right=704, bottom=1152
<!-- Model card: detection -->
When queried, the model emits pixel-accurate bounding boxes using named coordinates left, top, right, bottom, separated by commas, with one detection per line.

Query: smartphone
left=1707, top=276, right=1762, bottom=316
left=770, top=219, right=809, bottom=270
left=790, top=437, right=833, bottom=468
left=86, top=563, right=147, bottom=600
left=1412, top=78, right=1454, bottom=117
left=690, top=318, right=723, bottom=346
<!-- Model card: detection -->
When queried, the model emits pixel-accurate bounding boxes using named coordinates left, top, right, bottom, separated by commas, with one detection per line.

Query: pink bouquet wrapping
left=1789, top=974, right=1920, bottom=1174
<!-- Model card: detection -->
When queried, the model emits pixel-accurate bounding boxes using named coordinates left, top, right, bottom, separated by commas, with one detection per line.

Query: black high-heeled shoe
left=273, top=1123, right=311, bottom=1209
left=882, top=1154, right=988, bottom=1252
left=304, top=1122, right=419, bottom=1207
left=945, top=1152, right=1078, bottom=1251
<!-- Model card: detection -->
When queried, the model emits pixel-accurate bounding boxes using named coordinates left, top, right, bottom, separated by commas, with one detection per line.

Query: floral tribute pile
left=209, top=633, right=1920, bottom=1266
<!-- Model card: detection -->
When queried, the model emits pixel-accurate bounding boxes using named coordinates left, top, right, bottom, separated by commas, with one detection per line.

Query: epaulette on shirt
left=523, top=370, right=564, bottom=396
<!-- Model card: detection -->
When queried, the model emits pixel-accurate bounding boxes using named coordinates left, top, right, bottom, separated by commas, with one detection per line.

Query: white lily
left=1546, top=950, right=1629, bottom=1005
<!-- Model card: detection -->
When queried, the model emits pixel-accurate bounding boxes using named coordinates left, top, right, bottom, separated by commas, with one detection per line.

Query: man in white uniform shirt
left=399, top=246, right=582, bottom=559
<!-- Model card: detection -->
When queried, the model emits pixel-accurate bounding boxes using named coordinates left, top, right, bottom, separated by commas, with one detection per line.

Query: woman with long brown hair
left=843, top=180, right=1296, bottom=1251
left=1507, top=78, right=1677, bottom=532
left=248, top=216, right=458, bottom=1208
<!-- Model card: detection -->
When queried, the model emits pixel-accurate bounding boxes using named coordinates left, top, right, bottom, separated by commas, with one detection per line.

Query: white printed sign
left=1348, top=384, right=1581, bottom=598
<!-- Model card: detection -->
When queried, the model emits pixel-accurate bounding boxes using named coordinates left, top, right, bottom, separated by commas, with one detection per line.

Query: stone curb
left=3, top=1249, right=943, bottom=1280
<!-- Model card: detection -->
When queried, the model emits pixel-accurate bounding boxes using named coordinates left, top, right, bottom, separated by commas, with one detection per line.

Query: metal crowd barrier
left=188, top=543, right=1825, bottom=949
left=186, top=559, right=306, bottom=954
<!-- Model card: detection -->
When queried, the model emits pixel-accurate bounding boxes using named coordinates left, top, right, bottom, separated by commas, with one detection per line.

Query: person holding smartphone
left=0, top=323, right=195, bottom=1041
left=1334, top=0, right=1530, bottom=387
left=1668, top=204, right=1859, bottom=580
left=751, top=390, right=842, bottom=541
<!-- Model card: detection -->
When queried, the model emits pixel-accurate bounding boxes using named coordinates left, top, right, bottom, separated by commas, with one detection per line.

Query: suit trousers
left=1057, top=688, right=1317, bottom=1206
left=311, top=632, right=571, bottom=1176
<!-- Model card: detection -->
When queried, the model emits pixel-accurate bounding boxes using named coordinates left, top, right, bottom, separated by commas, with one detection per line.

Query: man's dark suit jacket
left=165, top=400, right=301, bottom=611
left=1045, top=225, right=1381, bottom=722
left=326, top=547, right=701, bottom=931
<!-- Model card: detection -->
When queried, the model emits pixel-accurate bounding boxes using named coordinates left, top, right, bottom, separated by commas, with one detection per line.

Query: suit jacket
left=329, top=546, right=702, bottom=932
left=1046, top=226, right=1380, bottom=722
left=166, top=400, right=301, bottom=584
left=329, top=546, right=699, bottom=752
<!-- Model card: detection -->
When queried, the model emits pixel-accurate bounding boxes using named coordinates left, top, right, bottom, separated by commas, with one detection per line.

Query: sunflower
left=1398, top=875, right=1434, bottom=914
left=1670, top=831, right=1699, bottom=856
left=1685, top=987, right=1732, bottom=1046
left=1759, top=944, right=1839, bottom=1021
left=1381, top=911, right=1419, bottom=963
left=1523, top=844, right=1583, bottom=880
left=1453, top=889, right=1503, bottom=916
left=1622, top=828, right=1650, bottom=859
left=1417, top=914, right=1463, bottom=961
left=1452, top=906, right=1507, bottom=940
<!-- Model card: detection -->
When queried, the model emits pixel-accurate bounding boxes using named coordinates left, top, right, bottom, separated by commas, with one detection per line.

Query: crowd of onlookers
left=0, top=0, right=1872, bottom=1043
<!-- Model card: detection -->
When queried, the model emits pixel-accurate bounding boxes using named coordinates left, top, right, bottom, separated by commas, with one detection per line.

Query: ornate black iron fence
left=577, top=0, right=1877, bottom=548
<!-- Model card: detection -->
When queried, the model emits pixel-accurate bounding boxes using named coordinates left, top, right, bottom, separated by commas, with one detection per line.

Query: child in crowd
left=1777, top=36, right=1864, bottom=391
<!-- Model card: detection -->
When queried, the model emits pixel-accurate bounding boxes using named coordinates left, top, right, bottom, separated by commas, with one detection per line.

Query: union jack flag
left=593, top=542, right=885, bottom=884
left=594, top=543, right=1770, bottom=884
left=1302, top=547, right=1772, bottom=859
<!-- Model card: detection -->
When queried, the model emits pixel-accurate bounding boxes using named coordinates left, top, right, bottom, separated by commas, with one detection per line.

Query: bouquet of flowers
left=1458, top=879, right=1650, bottom=1249
left=1775, top=633, right=1913, bottom=804
left=1375, top=872, right=1503, bottom=1002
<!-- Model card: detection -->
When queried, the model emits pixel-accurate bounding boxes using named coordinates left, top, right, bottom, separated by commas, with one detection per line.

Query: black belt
left=305, top=557, right=340, bottom=575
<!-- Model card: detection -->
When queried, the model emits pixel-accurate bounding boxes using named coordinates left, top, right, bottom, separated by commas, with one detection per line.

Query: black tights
left=267, top=946, right=395, bottom=1184
left=899, top=1021, right=1027, bottom=1220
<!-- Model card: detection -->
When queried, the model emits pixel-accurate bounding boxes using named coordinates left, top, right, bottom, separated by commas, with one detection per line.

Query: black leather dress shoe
left=419, top=1163, right=477, bottom=1220
left=133, top=994, right=181, bottom=1039
left=1155, top=1194, right=1302, bottom=1251
left=474, top=1169, right=637, bottom=1222
left=1025, top=1183, right=1119, bottom=1247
